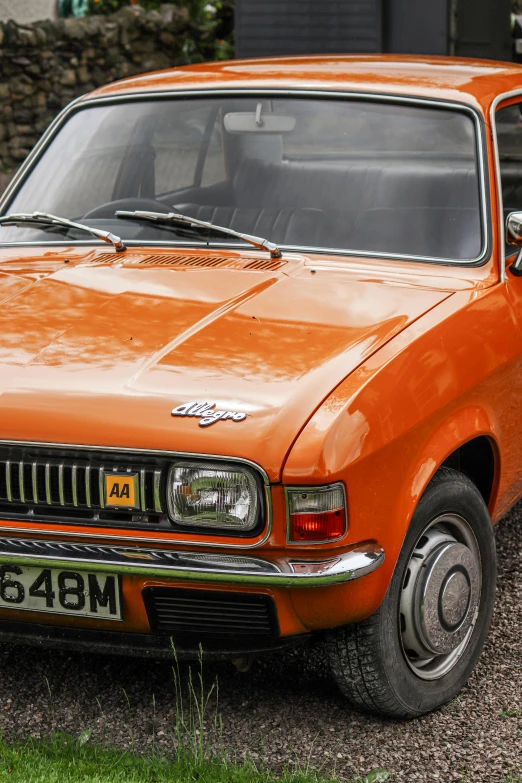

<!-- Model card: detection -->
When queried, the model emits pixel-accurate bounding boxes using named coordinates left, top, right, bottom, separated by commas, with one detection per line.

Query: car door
left=495, top=97, right=522, bottom=508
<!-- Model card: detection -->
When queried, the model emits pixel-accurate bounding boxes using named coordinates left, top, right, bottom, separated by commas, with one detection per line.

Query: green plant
left=87, top=0, right=212, bottom=17
left=88, top=0, right=162, bottom=14
left=0, top=732, right=351, bottom=783
left=84, top=0, right=234, bottom=60
left=170, top=642, right=222, bottom=761
left=363, top=771, right=390, bottom=783
left=500, top=706, right=522, bottom=718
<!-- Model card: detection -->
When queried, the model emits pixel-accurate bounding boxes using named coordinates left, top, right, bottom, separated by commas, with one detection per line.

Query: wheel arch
left=405, top=407, right=501, bottom=521
left=354, top=405, right=501, bottom=588
left=441, top=435, right=498, bottom=509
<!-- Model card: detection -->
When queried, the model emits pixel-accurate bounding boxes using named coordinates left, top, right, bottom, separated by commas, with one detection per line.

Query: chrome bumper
left=0, top=538, right=384, bottom=588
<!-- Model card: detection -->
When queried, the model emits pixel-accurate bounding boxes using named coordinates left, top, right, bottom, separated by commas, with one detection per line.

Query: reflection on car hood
left=0, top=250, right=451, bottom=479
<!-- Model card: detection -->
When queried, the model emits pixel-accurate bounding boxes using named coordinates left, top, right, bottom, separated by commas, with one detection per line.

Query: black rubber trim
left=0, top=619, right=303, bottom=660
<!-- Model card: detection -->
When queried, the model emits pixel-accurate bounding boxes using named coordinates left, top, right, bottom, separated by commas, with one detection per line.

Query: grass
left=2, top=732, right=522, bottom=783
left=0, top=733, right=352, bottom=783
left=0, top=733, right=394, bottom=782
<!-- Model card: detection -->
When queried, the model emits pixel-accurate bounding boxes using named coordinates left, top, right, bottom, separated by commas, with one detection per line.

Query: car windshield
left=0, top=96, right=483, bottom=262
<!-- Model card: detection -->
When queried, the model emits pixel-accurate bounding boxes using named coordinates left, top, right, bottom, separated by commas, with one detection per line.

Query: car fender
left=284, top=288, right=516, bottom=617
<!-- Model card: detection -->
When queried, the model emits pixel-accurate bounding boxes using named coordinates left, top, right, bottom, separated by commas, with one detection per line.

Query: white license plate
left=0, top=565, right=122, bottom=620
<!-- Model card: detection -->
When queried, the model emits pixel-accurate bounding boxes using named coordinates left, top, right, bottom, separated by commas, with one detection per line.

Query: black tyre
left=328, top=467, right=496, bottom=718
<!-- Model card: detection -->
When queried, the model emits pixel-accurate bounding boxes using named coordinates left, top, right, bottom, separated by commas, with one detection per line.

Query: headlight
left=167, top=461, right=260, bottom=532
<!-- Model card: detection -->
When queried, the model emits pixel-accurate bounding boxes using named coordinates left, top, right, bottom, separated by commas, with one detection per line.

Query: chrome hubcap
left=399, top=514, right=481, bottom=680
left=440, top=569, right=471, bottom=629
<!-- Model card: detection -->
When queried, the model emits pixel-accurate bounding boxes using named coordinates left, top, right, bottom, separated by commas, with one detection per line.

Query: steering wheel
left=83, top=198, right=172, bottom=220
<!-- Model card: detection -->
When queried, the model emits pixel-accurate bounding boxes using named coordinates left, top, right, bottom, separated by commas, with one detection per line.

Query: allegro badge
left=171, top=401, right=247, bottom=427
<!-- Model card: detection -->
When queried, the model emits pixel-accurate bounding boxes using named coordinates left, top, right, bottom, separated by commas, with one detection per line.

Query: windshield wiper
left=0, top=211, right=126, bottom=252
left=116, top=209, right=282, bottom=259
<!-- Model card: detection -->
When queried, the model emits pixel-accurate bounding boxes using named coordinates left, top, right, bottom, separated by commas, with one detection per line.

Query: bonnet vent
left=84, top=253, right=286, bottom=272
left=129, top=254, right=286, bottom=271
left=82, top=253, right=125, bottom=265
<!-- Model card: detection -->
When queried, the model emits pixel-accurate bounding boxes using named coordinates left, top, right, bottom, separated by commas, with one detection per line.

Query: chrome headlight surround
left=166, top=460, right=264, bottom=534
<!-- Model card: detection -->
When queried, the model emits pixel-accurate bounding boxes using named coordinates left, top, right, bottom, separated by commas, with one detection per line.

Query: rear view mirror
left=507, top=211, right=522, bottom=246
left=224, top=103, right=297, bottom=134
left=507, top=211, right=522, bottom=275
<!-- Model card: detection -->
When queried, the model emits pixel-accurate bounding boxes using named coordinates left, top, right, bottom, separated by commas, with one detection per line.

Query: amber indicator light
left=287, top=484, right=347, bottom=543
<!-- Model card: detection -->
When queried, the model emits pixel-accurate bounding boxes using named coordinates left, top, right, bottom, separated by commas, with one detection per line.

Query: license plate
left=0, top=565, right=122, bottom=620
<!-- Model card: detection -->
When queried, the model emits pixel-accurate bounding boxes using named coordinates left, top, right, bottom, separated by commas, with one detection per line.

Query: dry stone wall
left=0, top=4, right=217, bottom=188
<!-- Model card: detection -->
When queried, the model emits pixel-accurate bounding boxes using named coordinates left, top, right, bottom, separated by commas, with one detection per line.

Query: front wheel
left=328, top=467, right=496, bottom=718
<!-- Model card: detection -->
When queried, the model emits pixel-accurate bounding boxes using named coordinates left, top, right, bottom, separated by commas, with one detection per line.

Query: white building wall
left=0, top=0, right=58, bottom=23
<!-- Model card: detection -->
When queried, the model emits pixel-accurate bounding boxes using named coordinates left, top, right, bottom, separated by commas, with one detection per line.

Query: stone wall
left=0, top=4, right=220, bottom=188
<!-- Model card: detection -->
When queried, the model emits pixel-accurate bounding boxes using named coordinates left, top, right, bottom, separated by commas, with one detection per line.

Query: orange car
left=2, top=54, right=522, bottom=719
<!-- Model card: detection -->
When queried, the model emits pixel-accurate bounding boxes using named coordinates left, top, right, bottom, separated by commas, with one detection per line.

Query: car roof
left=85, top=55, right=522, bottom=114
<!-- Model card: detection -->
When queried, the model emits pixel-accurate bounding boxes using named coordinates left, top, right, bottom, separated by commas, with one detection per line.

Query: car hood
left=0, top=251, right=451, bottom=479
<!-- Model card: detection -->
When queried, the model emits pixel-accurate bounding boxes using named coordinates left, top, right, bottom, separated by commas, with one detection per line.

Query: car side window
left=496, top=103, right=522, bottom=253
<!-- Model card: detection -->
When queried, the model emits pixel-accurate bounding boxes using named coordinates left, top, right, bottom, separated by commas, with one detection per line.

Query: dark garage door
left=235, top=0, right=511, bottom=62
left=235, top=0, right=382, bottom=59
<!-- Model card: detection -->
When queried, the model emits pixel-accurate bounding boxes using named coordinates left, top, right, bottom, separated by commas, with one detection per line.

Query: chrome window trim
left=0, top=88, right=490, bottom=268
left=0, top=439, right=272, bottom=549
left=490, top=88, right=522, bottom=284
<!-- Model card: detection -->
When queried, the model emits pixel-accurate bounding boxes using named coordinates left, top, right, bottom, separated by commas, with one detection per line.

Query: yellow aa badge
left=105, top=473, right=140, bottom=509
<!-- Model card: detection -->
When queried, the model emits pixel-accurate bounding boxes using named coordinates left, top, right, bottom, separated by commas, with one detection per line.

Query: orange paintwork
left=0, top=55, right=522, bottom=642
left=88, top=54, right=522, bottom=114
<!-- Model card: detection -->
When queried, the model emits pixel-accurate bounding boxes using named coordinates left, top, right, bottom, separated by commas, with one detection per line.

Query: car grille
left=0, top=459, right=162, bottom=513
left=0, top=444, right=169, bottom=530
left=143, top=587, right=279, bottom=638
left=0, top=437, right=188, bottom=532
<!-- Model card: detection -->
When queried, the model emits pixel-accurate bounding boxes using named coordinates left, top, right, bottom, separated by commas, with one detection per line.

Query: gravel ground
left=0, top=509, right=521, bottom=783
